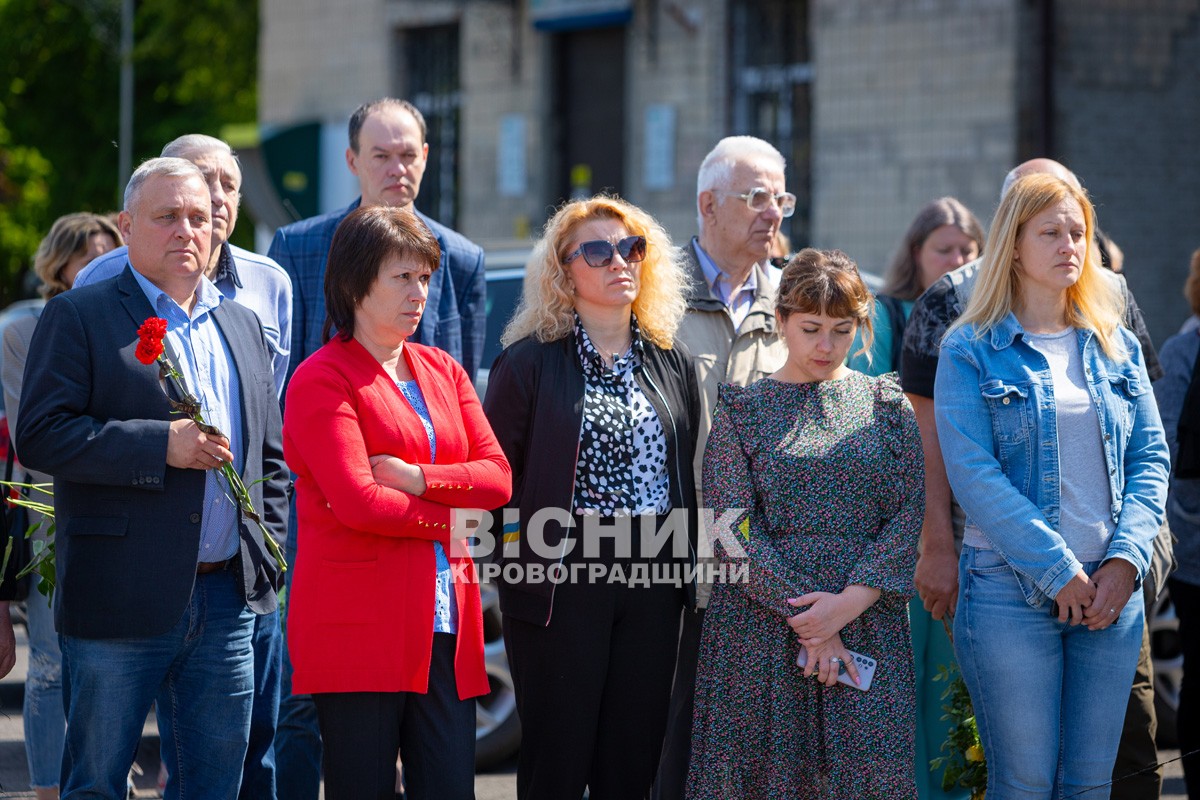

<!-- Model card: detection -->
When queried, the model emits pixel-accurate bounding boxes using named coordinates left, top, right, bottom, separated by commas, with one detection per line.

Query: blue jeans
left=239, top=608, right=282, bottom=800
left=24, top=587, right=65, bottom=790
left=954, top=546, right=1143, bottom=800
left=59, top=569, right=255, bottom=800
left=273, top=504, right=322, bottom=800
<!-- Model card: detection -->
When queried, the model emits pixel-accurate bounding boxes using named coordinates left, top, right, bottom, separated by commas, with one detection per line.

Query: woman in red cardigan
left=283, top=205, right=511, bottom=800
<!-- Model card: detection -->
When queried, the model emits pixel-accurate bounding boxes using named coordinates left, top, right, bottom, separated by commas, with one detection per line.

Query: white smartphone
left=796, top=645, right=877, bottom=691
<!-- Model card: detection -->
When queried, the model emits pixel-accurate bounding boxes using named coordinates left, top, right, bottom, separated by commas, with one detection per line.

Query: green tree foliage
left=0, top=111, right=52, bottom=289
left=0, top=0, right=258, bottom=304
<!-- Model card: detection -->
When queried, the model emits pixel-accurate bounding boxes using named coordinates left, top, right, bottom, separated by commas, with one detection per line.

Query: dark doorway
left=551, top=26, right=627, bottom=206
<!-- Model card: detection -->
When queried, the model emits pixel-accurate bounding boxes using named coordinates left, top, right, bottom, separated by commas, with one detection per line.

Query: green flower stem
left=931, top=617, right=988, bottom=795
left=216, top=459, right=288, bottom=572
left=0, top=483, right=57, bottom=599
left=157, top=355, right=288, bottom=573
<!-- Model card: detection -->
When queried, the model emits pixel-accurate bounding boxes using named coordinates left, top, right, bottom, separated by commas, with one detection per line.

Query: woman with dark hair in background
left=283, top=205, right=511, bottom=799
left=847, top=196, right=983, bottom=800
left=0, top=211, right=122, bottom=800
left=849, top=197, right=983, bottom=377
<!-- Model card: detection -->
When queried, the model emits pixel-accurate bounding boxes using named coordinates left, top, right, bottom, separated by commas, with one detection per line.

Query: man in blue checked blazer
left=269, top=98, right=486, bottom=388
left=268, top=97, right=487, bottom=800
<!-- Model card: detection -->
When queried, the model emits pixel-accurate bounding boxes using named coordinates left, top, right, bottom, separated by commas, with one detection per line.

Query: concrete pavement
left=0, top=620, right=518, bottom=799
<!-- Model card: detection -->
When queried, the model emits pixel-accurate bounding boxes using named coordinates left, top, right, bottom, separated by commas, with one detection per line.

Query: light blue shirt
left=694, top=243, right=760, bottom=330
left=77, top=243, right=292, bottom=396
left=131, top=269, right=243, bottom=563
left=395, top=379, right=458, bottom=634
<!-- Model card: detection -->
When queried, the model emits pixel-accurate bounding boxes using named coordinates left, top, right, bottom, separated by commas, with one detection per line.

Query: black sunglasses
left=562, top=235, right=647, bottom=268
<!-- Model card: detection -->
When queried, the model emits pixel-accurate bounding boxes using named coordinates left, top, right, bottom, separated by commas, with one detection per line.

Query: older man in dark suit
left=16, top=157, right=287, bottom=799
left=74, top=133, right=293, bottom=800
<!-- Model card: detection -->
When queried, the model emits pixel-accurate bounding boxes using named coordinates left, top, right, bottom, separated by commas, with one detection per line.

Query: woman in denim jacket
left=933, top=173, right=1169, bottom=800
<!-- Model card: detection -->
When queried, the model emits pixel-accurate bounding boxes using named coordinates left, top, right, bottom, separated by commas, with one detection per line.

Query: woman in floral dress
left=687, top=248, right=924, bottom=799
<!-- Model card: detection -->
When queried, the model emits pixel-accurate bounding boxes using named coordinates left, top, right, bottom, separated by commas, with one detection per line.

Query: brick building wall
left=456, top=0, right=732, bottom=245
left=257, top=0, right=1198, bottom=344
left=810, top=0, right=1018, bottom=276
left=458, top=2, right=544, bottom=241
left=259, top=0, right=737, bottom=248
left=260, top=0, right=392, bottom=125
left=622, top=0, right=729, bottom=242
left=1052, top=0, right=1200, bottom=344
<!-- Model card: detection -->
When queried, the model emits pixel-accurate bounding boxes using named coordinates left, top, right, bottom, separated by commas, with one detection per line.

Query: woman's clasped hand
left=787, top=587, right=882, bottom=686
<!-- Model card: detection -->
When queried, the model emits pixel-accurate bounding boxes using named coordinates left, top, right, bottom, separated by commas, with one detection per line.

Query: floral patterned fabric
left=688, top=372, right=924, bottom=799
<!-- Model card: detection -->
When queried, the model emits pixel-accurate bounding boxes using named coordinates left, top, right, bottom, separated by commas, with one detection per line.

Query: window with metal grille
left=401, top=23, right=461, bottom=229
left=729, top=0, right=811, bottom=249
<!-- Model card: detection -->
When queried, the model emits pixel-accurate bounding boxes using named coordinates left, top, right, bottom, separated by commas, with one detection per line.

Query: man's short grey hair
left=161, top=134, right=242, bottom=185
left=123, top=157, right=204, bottom=212
left=696, top=136, right=786, bottom=229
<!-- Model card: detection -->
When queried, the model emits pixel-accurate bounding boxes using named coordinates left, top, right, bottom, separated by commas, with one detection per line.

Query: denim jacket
left=934, top=313, right=1169, bottom=608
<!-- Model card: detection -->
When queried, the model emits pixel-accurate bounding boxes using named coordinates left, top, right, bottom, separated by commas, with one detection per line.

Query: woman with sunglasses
left=483, top=195, right=700, bottom=799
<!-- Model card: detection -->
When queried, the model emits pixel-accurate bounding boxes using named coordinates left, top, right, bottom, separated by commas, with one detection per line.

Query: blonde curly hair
left=501, top=195, right=689, bottom=349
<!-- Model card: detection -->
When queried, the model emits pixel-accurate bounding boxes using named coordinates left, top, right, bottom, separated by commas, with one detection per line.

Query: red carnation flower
left=135, top=317, right=168, bottom=365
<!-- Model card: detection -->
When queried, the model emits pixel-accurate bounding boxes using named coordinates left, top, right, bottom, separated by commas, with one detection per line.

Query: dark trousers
left=1172, top=578, right=1200, bottom=799
left=504, top=569, right=682, bottom=800
left=652, top=607, right=704, bottom=800
left=312, top=633, right=475, bottom=800
left=275, top=495, right=323, bottom=800
left=1111, top=616, right=1160, bottom=800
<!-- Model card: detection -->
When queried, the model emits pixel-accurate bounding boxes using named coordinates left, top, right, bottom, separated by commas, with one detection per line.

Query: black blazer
left=482, top=331, right=701, bottom=625
left=15, top=267, right=288, bottom=639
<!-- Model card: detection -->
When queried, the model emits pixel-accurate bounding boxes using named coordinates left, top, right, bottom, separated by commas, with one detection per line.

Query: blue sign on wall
left=530, top=0, right=633, bottom=31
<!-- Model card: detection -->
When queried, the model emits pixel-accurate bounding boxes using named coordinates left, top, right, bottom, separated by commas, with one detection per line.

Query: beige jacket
left=677, top=238, right=787, bottom=607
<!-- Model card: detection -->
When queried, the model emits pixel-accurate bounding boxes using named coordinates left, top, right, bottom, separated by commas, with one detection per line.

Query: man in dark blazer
left=15, top=157, right=288, bottom=798
left=267, top=96, right=487, bottom=800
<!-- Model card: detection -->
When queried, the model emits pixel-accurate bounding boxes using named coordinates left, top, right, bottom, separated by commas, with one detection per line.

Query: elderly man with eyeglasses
left=653, top=135, right=791, bottom=800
